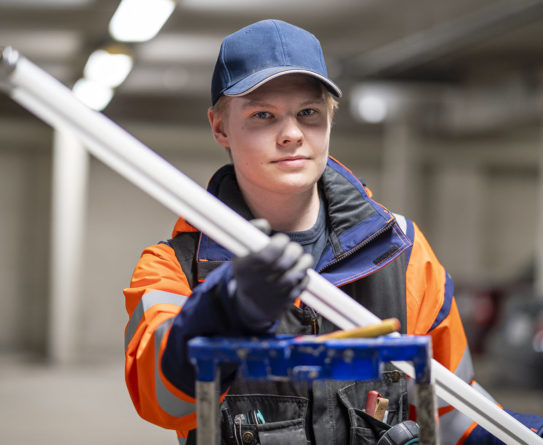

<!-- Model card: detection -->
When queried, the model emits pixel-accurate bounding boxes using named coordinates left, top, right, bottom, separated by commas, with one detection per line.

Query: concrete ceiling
left=1, top=0, right=543, bottom=132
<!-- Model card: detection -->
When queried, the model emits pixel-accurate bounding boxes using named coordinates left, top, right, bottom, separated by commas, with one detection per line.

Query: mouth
left=271, top=155, right=309, bottom=169
left=272, top=155, right=308, bottom=163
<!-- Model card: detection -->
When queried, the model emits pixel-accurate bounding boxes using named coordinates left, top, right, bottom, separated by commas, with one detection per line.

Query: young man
left=124, top=19, right=543, bottom=444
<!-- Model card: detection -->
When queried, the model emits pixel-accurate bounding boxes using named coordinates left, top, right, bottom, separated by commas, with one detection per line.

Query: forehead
left=234, top=74, right=325, bottom=104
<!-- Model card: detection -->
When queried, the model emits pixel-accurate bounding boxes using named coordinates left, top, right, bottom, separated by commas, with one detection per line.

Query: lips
left=272, top=156, right=309, bottom=169
left=272, top=155, right=307, bottom=163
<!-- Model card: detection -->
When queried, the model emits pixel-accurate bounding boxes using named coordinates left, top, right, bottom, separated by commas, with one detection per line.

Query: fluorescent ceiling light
left=351, top=83, right=401, bottom=124
left=357, top=95, right=388, bottom=123
left=351, top=82, right=427, bottom=123
left=73, top=79, right=114, bottom=111
left=109, top=0, right=177, bottom=42
left=84, top=47, right=133, bottom=88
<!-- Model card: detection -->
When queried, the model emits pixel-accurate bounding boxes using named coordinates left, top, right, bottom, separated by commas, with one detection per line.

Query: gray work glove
left=232, top=221, right=313, bottom=331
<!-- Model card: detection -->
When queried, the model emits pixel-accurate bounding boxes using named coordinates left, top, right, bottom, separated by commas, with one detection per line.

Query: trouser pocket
left=221, top=394, right=310, bottom=445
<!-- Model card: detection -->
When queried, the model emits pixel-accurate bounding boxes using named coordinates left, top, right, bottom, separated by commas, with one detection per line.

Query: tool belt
left=220, top=367, right=408, bottom=445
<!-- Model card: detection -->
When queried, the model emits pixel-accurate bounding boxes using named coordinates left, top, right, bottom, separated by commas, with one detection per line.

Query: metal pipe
left=1, top=47, right=541, bottom=445
left=416, top=383, right=439, bottom=445
left=195, top=376, right=220, bottom=445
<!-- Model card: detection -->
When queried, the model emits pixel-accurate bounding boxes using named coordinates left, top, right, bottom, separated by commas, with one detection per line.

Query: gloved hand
left=232, top=223, right=313, bottom=331
left=377, top=421, right=419, bottom=445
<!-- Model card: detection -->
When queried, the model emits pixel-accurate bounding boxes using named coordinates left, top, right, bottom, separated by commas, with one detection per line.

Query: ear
left=208, top=107, right=230, bottom=148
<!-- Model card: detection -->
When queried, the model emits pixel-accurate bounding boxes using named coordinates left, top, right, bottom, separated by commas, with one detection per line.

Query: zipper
left=308, top=306, right=319, bottom=334
left=318, top=219, right=395, bottom=274
left=306, top=220, right=395, bottom=330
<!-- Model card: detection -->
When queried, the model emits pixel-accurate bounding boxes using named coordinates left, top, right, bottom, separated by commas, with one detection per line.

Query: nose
left=277, top=117, right=303, bottom=147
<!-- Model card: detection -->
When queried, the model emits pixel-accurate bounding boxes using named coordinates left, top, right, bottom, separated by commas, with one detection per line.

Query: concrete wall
left=0, top=121, right=51, bottom=353
left=0, top=116, right=540, bottom=359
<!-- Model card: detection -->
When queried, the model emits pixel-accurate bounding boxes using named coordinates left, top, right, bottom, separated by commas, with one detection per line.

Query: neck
left=242, top=186, right=321, bottom=232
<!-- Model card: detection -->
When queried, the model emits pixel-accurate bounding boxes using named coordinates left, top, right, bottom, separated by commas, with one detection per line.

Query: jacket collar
left=190, top=157, right=411, bottom=284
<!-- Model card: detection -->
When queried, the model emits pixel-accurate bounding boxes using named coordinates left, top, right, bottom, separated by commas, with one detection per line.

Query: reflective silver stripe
left=154, top=318, right=196, bottom=418
left=471, top=381, right=497, bottom=403
left=454, top=346, right=474, bottom=385
left=125, top=290, right=188, bottom=350
left=435, top=346, right=476, bottom=408
left=439, top=407, right=475, bottom=445
left=409, top=346, right=478, bottom=409
left=177, top=437, right=187, bottom=445
left=408, top=376, right=475, bottom=444
left=392, top=212, right=407, bottom=235
left=436, top=394, right=450, bottom=409
left=438, top=380, right=498, bottom=444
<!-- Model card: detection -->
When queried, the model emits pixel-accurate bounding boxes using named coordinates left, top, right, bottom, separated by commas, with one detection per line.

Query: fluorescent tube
left=109, top=0, right=177, bottom=42
left=72, top=78, right=113, bottom=111
left=83, top=47, right=133, bottom=88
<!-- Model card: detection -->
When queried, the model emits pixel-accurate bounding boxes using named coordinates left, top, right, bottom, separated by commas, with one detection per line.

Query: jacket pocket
left=221, top=394, right=310, bottom=445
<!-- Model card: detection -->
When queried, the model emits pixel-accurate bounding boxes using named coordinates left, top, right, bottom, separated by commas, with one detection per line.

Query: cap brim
left=222, top=66, right=342, bottom=99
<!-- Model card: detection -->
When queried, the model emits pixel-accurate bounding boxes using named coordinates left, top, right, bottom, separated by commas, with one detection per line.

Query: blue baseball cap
left=211, top=19, right=342, bottom=105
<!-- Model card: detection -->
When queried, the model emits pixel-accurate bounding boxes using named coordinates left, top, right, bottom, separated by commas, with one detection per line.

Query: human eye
left=252, top=111, right=273, bottom=119
left=299, top=108, right=318, bottom=117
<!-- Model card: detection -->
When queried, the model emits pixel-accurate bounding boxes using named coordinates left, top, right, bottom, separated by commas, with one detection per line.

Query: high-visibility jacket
left=124, top=156, right=543, bottom=444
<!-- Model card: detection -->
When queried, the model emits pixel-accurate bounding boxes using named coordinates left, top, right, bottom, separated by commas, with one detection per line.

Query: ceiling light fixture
left=72, top=78, right=114, bottom=111
left=83, top=45, right=134, bottom=88
left=351, top=83, right=398, bottom=124
left=109, top=0, right=178, bottom=42
left=357, top=95, right=388, bottom=123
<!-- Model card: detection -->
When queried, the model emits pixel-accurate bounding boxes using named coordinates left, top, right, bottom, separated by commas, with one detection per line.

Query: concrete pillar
left=432, top=163, right=485, bottom=283
left=48, top=129, right=89, bottom=363
left=535, top=125, right=543, bottom=297
left=380, top=119, right=420, bottom=219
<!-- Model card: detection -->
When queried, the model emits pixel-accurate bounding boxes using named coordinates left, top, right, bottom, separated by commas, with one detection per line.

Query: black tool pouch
left=336, top=368, right=408, bottom=445
left=220, top=394, right=310, bottom=445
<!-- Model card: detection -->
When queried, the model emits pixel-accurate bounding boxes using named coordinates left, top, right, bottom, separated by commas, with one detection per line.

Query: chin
left=273, top=178, right=317, bottom=194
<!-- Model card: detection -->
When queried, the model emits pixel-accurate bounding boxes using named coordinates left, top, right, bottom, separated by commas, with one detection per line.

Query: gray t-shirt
left=283, top=197, right=328, bottom=268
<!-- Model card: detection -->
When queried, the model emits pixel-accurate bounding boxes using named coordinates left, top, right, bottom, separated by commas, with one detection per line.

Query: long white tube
left=1, top=47, right=541, bottom=445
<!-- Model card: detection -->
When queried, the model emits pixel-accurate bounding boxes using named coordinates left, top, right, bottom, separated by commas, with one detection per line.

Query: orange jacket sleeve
left=405, top=221, right=492, bottom=444
left=124, top=242, right=197, bottom=433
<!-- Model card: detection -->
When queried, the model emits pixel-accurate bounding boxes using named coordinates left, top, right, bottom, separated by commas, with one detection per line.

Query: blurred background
left=1, top=0, right=543, bottom=443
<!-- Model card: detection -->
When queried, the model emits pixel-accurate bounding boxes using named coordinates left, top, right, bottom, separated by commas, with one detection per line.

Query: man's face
left=211, top=74, right=331, bottom=199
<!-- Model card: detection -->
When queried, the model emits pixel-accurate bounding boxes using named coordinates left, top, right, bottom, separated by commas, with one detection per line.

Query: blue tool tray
left=188, top=334, right=432, bottom=384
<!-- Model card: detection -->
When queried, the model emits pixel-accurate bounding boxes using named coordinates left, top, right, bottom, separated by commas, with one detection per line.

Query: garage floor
left=0, top=353, right=541, bottom=444
left=0, top=354, right=174, bottom=445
